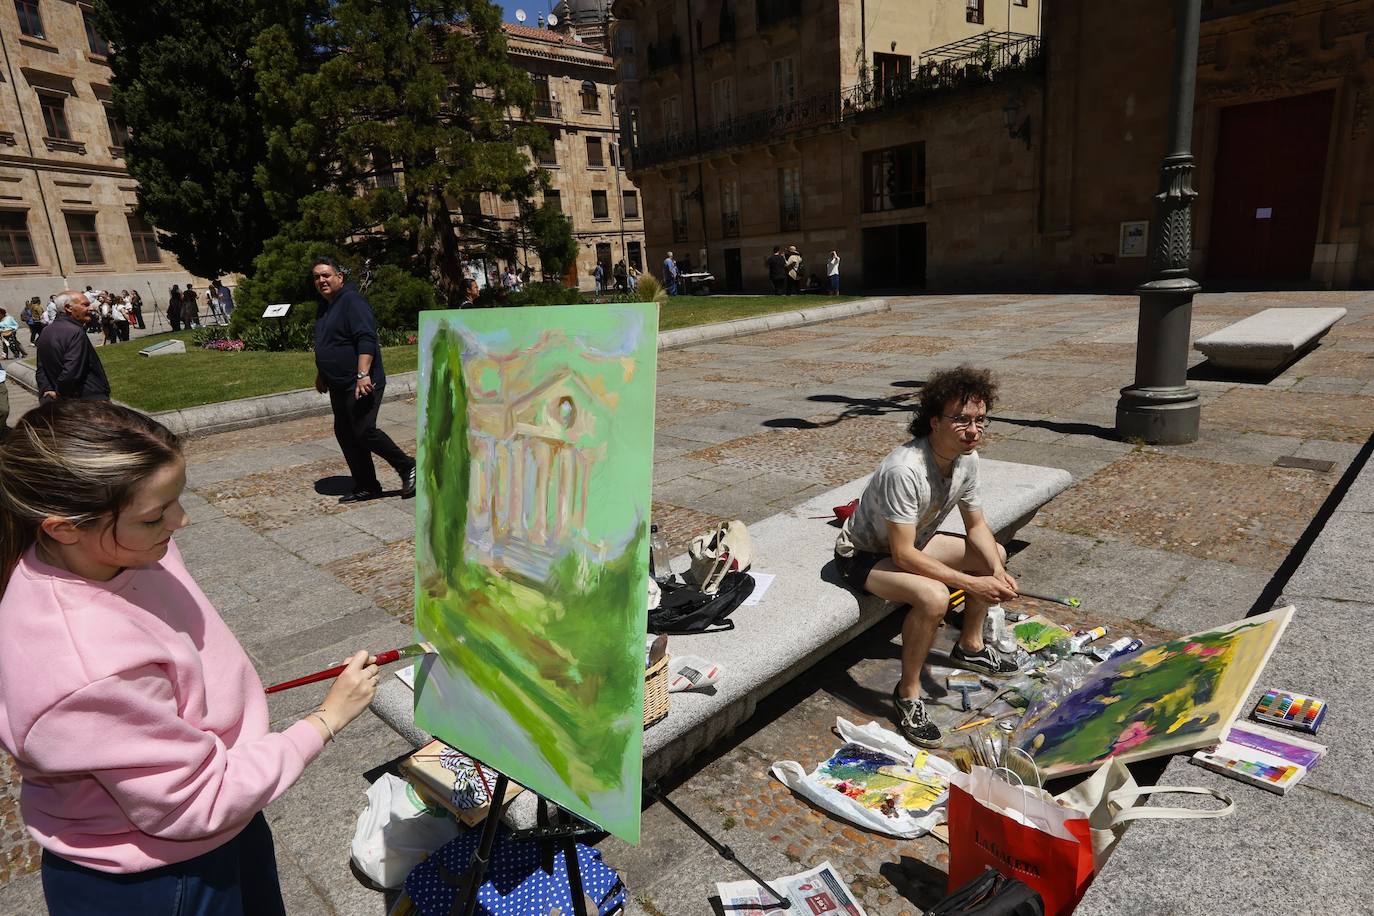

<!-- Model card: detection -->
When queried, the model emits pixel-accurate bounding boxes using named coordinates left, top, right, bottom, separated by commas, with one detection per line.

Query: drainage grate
left=1273, top=456, right=1336, bottom=473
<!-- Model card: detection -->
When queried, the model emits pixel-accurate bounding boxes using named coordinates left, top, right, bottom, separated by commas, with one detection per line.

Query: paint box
left=1250, top=688, right=1326, bottom=735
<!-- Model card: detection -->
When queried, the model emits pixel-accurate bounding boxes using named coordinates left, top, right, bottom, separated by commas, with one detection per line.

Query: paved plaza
left=1, top=290, right=1372, bottom=914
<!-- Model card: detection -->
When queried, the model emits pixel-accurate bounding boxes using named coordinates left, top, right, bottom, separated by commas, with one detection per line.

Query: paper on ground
left=717, top=861, right=867, bottom=916
left=741, top=572, right=775, bottom=606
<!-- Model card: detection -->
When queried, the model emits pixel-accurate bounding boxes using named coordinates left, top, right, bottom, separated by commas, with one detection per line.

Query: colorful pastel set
left=1251, top=689, right=1326, bottom=735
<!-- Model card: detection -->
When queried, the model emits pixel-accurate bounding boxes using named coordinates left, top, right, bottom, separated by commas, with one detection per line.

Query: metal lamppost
left=1115, top=0, right=1203, bottom=444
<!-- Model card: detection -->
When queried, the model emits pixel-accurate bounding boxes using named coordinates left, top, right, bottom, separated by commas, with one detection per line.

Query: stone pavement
left=1, top=290, right=1372, bottom=914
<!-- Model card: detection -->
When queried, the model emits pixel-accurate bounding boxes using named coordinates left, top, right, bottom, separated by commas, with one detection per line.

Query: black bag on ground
left=648, top=572, right=755, bottom=635
left=926, top=867, right=1044, bottom=916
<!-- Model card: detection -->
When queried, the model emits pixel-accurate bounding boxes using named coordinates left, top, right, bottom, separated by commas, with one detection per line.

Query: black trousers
left=328, top=380, right=412, bottom=492
left=771, top=277, right=785, bottom=294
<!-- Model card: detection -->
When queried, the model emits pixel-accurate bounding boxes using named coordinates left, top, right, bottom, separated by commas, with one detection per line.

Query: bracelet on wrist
left=309, top=711, right=337, bottom=742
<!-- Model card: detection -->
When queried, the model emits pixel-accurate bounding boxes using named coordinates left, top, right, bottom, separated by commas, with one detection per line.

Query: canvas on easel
left=1015, top=605, right=1293, bottom=778
left=413, top=303, right=657, bottom=844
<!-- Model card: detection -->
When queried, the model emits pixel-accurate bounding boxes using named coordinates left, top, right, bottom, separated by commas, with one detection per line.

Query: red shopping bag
left=946, top=768, right=1095, bottom=916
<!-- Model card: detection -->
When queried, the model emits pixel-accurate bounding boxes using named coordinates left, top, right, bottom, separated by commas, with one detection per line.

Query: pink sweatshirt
left=0, top=540, right=324, bottom=873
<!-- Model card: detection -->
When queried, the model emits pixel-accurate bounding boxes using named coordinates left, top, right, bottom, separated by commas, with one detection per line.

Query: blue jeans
left=42, top=812, right=287, bottom=916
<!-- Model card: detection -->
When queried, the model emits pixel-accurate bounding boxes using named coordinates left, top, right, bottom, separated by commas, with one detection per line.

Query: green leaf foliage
left=524, top=203, right=578, bottom=279
left=92, top=0, right=289, bottom=276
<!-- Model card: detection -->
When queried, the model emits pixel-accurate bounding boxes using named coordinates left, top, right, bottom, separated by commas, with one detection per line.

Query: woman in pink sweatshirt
left=0, top=400, right=381, bottom=915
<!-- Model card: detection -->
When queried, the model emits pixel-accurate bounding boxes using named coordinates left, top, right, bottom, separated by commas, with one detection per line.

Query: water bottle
left=650, top=524, right=671, bottom=582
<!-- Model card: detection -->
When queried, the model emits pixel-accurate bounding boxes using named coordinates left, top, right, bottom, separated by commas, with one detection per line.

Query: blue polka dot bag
left=404, top=826, right=626, bottom=916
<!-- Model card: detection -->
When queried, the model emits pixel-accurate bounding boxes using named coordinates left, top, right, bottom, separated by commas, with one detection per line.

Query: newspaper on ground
left=716, top=860, right=867, bottom=916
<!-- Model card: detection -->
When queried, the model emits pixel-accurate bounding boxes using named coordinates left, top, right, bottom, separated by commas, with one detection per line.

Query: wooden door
left=1207, top=90, right=1333, bottom=284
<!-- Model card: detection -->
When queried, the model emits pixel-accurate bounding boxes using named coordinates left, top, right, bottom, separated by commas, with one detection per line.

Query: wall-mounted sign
left=1255, top=207, right=1273, bottom=219
left=262, top=303, right=291, bottom=318
left=1118, top=220, right=1149, bottom=258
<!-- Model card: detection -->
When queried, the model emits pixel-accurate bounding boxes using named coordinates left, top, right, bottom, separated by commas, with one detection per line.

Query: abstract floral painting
left=412, top=303, right=657, bottom=843
left=1015, top=606, right=1293, bottom=778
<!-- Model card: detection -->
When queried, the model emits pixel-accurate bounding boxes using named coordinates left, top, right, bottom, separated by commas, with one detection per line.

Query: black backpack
left=927, top=868, right=1044, bottom=916
left=648, top=572, right=755, bottom=635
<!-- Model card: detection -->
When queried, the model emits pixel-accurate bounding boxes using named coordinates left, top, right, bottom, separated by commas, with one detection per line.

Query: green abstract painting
left=1015, top=606, right=1293, bottom=778
left=413, top=303, right=657, bottom=843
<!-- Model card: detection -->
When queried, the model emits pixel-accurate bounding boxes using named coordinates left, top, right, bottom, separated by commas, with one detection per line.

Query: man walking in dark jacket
left=765, top=246, right=788, bottom=295
left=311, top=257, right=416, bottom=503
left=36, top=291, right=111, bottom=401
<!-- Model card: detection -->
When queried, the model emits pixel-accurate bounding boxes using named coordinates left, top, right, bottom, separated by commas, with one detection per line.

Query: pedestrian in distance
left=311, top=257, right=417, bottom=504
left=828, top=250, right=841, bottom=295
left=127, top=289, right=146, bottom=330
left=766, top=246, right=788, bottom=295
left=167, top=285, right=183, bottom=332
left=662, top=250, right=679, bottom=296
left=23, top=299, right=42, bottom=343
left=460, top=277, right=479, bottom=307
left=112, top=295, right=132, bottom=342
left=35, top=291, right=110, bottom=401
left=0, top=398, right=381, bottom=916
left=592, top=260, right=605, bottom=295
left=785, top=245, right=803, bottom=296
left=0, top=308, right=26, bottom=359
left=181, top=285, right=200, bottom=329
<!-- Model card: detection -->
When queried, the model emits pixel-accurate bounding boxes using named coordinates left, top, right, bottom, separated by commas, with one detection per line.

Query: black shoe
left=400, top=464, right=417, bottom=499
left=339, top=488, right=383, bottom=504
left=950, top=642, right=1019, bottom=677
left=892, top=688, right=943, bottom=748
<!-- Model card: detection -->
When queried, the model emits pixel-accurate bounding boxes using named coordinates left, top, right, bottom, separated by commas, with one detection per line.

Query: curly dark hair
left=908, top=365, right=998, bottom=438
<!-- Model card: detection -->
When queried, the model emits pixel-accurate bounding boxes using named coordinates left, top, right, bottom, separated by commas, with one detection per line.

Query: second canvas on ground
left=413, top=303, right=658, bottom=844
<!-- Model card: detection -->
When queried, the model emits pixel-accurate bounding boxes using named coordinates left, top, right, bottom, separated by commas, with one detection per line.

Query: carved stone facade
left=0, top=1, right=198, bottom=306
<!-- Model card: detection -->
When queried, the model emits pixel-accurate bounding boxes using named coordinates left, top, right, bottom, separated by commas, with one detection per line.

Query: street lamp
left=1115, top=0, right=1203, bottom=444
left=1001, top=94, right=1031, bottom=148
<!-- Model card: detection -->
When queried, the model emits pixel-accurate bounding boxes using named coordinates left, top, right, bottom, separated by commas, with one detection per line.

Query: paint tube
left=1068, top=626, right=1108, bottom=653
left=1102, top=638, right=1144, bottom=661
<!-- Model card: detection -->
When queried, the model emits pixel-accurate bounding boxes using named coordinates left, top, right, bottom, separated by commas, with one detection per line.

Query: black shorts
left=835, top=549, right=886, bottom=594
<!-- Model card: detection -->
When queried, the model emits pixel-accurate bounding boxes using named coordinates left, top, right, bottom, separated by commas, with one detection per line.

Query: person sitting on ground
left=0, top=308, right=25, bottom=358
left=0, top=399, right=380, bottom=914
left=834, top=365, right=1018, bottom=749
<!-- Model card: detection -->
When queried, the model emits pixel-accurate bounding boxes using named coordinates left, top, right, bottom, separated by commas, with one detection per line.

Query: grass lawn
left=25, top=295, right=857, bottom=413
left=24, top=331, right=418, bottom=414
left=656, top=294, right=860, bottom=331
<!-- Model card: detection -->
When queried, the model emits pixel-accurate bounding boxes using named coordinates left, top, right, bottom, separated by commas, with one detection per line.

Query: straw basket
left=644, top=654, right=670, bottom=728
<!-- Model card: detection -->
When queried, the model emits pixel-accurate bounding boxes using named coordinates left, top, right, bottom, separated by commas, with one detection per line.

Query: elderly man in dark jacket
left=311, top=257, right=416, bottom=503
left=36, top=290, right=111, bottom=401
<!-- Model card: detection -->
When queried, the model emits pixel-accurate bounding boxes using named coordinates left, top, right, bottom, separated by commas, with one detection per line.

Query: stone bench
left=1194, top=307, right=1346, bottom=372
left=370, top=458, right=1073, bottom=821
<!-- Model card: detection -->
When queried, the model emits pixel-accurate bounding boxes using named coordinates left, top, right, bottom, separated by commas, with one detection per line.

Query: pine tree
left=92, top=0, right=284, bottom=276
left=252, top=0, right=545, bottom=304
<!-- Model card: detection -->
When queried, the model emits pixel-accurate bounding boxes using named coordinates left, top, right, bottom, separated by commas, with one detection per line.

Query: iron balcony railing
left=629, top=35, right=1040, bottom=170
left=529, top=98, right=561, bottom=120
left=779, top=205, right=800, bottom=232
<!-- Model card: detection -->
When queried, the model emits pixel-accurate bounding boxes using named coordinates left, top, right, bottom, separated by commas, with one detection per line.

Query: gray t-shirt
left=835, top=437, right=981, bottom=558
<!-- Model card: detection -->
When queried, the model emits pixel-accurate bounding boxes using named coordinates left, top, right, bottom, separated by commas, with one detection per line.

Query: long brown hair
left=0, top=400, right=182, bottom=594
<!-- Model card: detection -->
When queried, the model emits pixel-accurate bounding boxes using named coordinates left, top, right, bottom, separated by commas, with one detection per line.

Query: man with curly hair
left=834, top=365, right=1019, bottom=747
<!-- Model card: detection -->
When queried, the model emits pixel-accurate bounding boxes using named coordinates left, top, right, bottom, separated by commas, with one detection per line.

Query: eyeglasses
left=944, top=414, right=991, bottom=431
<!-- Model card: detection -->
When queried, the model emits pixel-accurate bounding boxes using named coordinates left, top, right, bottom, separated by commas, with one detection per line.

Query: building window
left=711, top=77, right=735, bottom=126
left=672, top=192, right=688, bottom=242
left=83, top=10, right=109, bottom=55
left=14, top=0, right=44, bottom=39
left=771, top=58, right=796, bottom=108
left=536, top=131, right=558, bottom=166
left=106, top=105, right=129, bottom=150
left=592, top=190, right=609, bottom=220
left=64, top=212, right=104, bottom=265
left=531, top=74, right=559, bottom=119
left=371, top=148, right=397, bottom=187
left=628, top=240, right=642, bottom=270
left=862, top=142, right=926, bottom=212
left=622, top=190, right=638, bottom=219
left=0, top=211, right=38, bottom=267
left=966, top=0, right=984, bottom=24
left=38, top=91, right=70, bottom=140
left=720, top=178, right=739, bottom=237
left=580, top=80, right=599, bottom=112
left=778, top=166, right=800, bottom=231
left=585, top=136, right=604, bottom=168
left=609, top=143, right=617, bottom=168
left=126, top=213, right=160, bottom=264
left=544, top=190, right=561, bottom=213
left=873, top=53, right=911, bottom=99
left=660, top=96, right=681, bottom=137
left=1014, top=0, right=1027, bottom=5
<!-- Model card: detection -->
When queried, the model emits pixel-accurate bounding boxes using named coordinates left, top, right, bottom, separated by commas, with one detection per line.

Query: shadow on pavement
left=314, top=475, right=355, bottom=496
left=881, top=855, right=950, bottom=911
left=762, top=389, right=922, bottom=430
left=992, top=415, right=1122, bottom=443
left=1186, top=358, right=1286, bottom=385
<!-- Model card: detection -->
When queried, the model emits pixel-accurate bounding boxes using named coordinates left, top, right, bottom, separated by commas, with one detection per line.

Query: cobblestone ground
left=1, top=291, right=1372, bottom=914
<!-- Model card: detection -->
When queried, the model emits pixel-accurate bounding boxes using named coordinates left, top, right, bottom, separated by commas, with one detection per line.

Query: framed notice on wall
left=1119, top=220, right=1149, bottom=258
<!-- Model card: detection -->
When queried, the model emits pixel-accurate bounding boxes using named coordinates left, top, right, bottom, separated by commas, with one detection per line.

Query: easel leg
left=456, top=772, right=510, bottom=916
left=560, top=834, right=591, bottom=916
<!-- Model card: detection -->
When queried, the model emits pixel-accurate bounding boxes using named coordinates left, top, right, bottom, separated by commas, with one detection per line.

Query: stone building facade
left=610, top=0, right=1042, bottom=291
left=0, top=0, right=195, bottom=307
left=474, top=21, right=644, bottom=291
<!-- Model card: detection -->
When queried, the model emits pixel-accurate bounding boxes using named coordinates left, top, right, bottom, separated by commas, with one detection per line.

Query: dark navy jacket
left=35, top=314, right=110, bottom=399
left=313, top=283, right=384, bottom=390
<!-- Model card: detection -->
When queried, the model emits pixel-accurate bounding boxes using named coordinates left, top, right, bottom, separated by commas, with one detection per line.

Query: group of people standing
left=593, top=259, right=639, bottom=295
left=766, top=246, right=842, bottom=296
left=166, top=280, right=234, bottom=332
left=10, top=289, right=145, bottom=353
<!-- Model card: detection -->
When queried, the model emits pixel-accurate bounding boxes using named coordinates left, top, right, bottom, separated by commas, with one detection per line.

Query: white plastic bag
left=350, top=773, right=461, bottom=889
left=771, top=718, right=958, bottom=839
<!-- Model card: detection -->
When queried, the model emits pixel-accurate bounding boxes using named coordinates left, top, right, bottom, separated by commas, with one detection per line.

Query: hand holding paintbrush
left=265, top=642, right=435, bottom=694
left=266, top=643, right=435, bottom=745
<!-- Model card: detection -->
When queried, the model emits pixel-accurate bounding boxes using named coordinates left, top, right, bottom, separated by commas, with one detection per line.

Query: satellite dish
left=547, top=12, right=558, bottom=26
left=515, top=8, right=526, bottom=21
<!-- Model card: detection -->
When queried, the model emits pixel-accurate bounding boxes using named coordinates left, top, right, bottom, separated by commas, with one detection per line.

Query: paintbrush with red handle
left=264, top=642, right=436, bottom=694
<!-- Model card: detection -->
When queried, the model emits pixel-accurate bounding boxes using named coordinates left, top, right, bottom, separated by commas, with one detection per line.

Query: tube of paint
left=1068, top=626, right=1107, bottom=653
